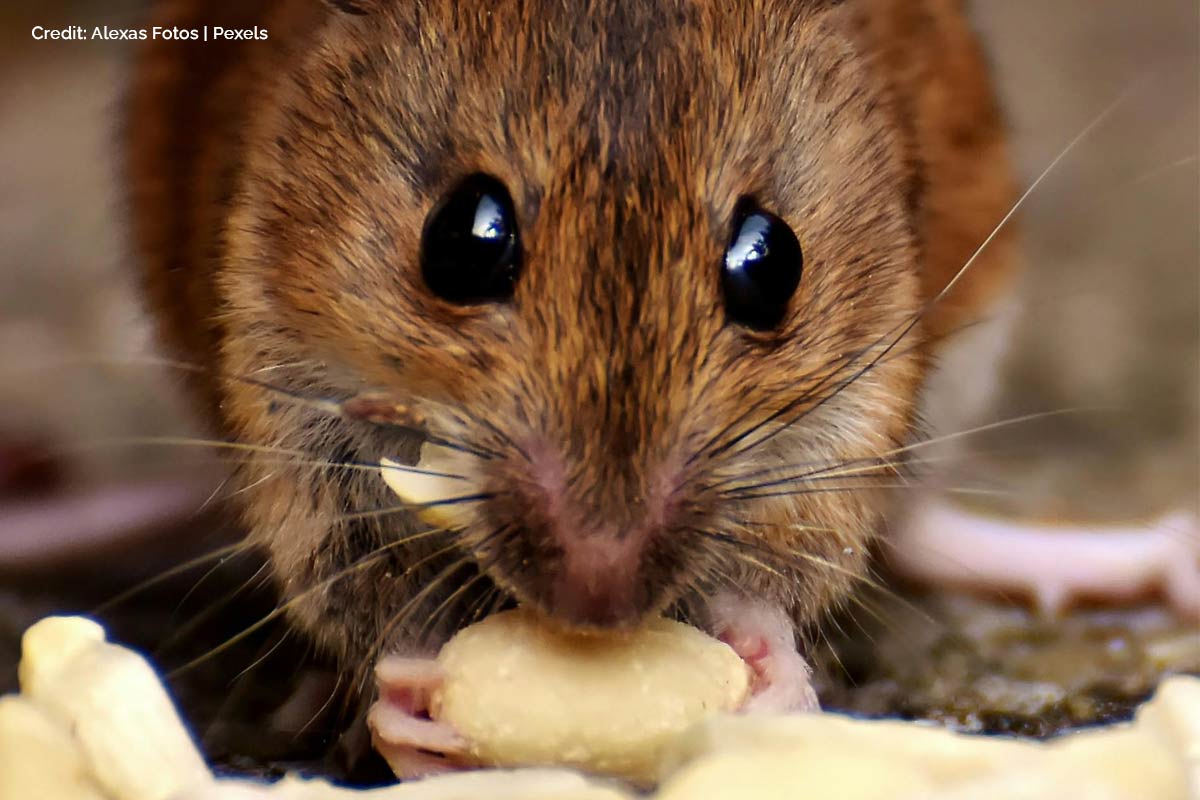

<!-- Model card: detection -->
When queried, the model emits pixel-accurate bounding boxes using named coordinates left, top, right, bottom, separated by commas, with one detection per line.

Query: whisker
left=931, top=89, right=1137, bottom=310
left=92, top=541, right=252, bottom=613
left=157, top=559, right=274, bottom=655
left=62, top=437, right=472, bottom=480
left=16, top=353, right=500, bottom=460
left=166, top=527, right=450, bottom=677
left=720, top=407, right=1100, bottom=497
left=337, top=492, right=496, bottom=523
left=352, top=553, right=479, bottom=699
left=701, top=83, right=1138, bottom=465
left=296, top=670, right=346, bottom=737
left=224, top=471, right=277, bottom=500
left=1129, top=154, right=1198, bottom=185
left=708, top=407, right=1096, bottom=495
left=726, top=485, right=1010, bottom=502
left=353, top=523, right=514, bottom=701
left=460, top=584, right=503, bottom=628
left=230, top=627, right=294, bottom=684
left=689, top=527, right=872, bottom=589
left=417, top=571, right=491, bottom=644
left=686, top=530, right=787, bottom=580
left=194, top=475, right=234, bottom=514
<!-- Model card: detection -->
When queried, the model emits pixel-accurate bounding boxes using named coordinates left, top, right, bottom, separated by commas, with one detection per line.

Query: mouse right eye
left=720, top=198, right=804, bottom=332
left=420, top=174, right=521, bottom=304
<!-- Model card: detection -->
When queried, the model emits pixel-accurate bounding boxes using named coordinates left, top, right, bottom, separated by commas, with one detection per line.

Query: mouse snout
left=549, top=529, right=645, bottom=627
left=482, top=438, right=687, bottom=629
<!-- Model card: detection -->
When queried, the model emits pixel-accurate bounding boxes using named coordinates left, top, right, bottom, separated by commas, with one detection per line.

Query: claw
left=368, top=656, right=468, bottom=779
left=710, top=593, right=820, bottom=714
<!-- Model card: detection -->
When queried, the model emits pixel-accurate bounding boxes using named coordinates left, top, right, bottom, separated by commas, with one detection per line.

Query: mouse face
left=217, top=0, right=925, bottom=660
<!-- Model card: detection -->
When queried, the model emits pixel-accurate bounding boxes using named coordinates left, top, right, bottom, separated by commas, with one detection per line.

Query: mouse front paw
left=710, top=592, right=820, bottom=714
left=368, top=657, right=468, bottom=779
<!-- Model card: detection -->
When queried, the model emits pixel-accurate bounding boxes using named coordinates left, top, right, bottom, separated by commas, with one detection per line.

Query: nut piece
left=657, top=676, right=1199, bottom=800
left=19, top=615, right=213, bottom=800
left=0, top=695, right=107, bottom=800
left=429, top=609, right=750, bottom=785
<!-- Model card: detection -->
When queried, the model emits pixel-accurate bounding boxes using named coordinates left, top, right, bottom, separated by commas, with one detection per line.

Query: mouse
left=124, top=0, right=1024, bottom=775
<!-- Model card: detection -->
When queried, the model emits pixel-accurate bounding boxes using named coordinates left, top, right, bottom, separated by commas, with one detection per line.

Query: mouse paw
left=368, top=657, right=468, bottom=779
left=710, top=592, right=820, bottom=714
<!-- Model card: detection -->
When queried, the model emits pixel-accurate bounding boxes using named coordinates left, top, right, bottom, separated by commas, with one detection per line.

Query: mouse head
left=221, top=0, right=925, bottom=649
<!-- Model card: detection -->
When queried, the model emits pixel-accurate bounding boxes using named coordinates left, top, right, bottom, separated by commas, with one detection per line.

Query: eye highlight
left=421, top=173, right=521, bottom=305
left=721, top=199, right=804, bottom=331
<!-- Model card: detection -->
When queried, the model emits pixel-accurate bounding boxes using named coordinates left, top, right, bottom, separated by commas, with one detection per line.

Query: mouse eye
left=421, top=173, right=521, bottom=304
left=720, top=199, right=804, bottom=331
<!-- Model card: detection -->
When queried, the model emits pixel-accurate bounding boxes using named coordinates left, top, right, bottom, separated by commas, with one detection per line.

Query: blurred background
left=0, top=0, right=1196, bottom=775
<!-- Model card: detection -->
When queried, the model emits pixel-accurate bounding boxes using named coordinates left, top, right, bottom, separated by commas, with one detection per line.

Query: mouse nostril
left=492, top=438, right=685, bottom=629
left=549, top=533, right=646, bottom=628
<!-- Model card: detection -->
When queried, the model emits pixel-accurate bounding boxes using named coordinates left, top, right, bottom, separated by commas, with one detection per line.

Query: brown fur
left=125, top=0, right=1017, bottom=668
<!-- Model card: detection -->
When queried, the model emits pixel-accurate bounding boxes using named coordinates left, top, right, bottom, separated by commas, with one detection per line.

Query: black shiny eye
left=721, top=199, right=804, bottom=331
left=421, top=174, right=520, bottom=304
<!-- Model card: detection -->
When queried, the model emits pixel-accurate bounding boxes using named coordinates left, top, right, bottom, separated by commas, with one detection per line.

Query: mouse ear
left=324, top=0, right=375, bottom=15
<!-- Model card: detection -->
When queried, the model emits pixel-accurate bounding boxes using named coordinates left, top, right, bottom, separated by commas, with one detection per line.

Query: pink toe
left=375, top=656, right=447, bottom=688
left=367, top=701, right=467, bottom=754
left=369, top=655, right=469, bottom=778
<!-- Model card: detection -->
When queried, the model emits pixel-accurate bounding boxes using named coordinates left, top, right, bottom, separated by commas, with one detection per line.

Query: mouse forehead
left=329, top=0, right=849, bottom=202
left=333, top=0, right=865, bottom=291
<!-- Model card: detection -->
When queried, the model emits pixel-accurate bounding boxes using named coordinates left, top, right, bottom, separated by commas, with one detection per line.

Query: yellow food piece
left=661, top=711, right=1039, bottom=785
left=430, top=609, right=751, bottom=785
left=657, top=748, right=936, bottom=800
left=0, top=695, right=107, bottom=800
left=657, top=679, right=1197, bottom=800
left=17, top=615, right=213, bottom=800
left=176, top=770, right=633, bottom=800
left=379, top=443, right=477, bottom=529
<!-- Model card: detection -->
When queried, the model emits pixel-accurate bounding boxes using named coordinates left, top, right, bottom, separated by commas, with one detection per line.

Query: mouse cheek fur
left=724, top=474, right=877, bottom=627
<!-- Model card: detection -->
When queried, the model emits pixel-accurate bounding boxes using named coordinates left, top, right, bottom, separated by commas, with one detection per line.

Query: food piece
left=657, top=747, right=936, bottom=800
left=379, top=443, right=479, bottom=529
left=422, top=609, right=750, bottom=785
left=659, top=712, right=1037, bottom=796
left=177, top=769, right=634, bottom=800
left=18, top=615, right=213, bottom=800
left=0, top=695, right=108, bottom=800
left=657, top=675, right=1199, bottom=799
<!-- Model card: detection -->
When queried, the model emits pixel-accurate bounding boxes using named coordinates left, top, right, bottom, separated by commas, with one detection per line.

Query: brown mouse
left=124, top=0, right=1018, bottom=773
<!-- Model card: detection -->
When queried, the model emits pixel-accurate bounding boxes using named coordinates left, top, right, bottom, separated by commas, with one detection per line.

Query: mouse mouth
left=379, top=443, right=694, bottom=631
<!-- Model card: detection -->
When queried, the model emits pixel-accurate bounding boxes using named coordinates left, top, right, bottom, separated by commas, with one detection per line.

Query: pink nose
left=549, top=532, right=645, bottom=627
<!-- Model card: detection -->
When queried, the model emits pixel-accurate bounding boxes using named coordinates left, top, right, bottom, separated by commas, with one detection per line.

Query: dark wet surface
left=813, top=590, right=1200, bottom=738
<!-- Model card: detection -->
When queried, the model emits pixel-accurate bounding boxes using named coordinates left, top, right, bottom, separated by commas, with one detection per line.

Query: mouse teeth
left=379, top=443, right=480, bottom=530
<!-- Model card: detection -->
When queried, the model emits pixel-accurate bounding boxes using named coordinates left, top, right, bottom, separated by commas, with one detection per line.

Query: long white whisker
left=934, top=84, right=1139, bottom=305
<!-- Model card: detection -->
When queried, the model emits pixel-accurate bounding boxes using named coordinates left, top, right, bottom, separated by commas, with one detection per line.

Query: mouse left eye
left=421, top=173, right=521, bottom=305
left=720, top=199, right=804, bottom=331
